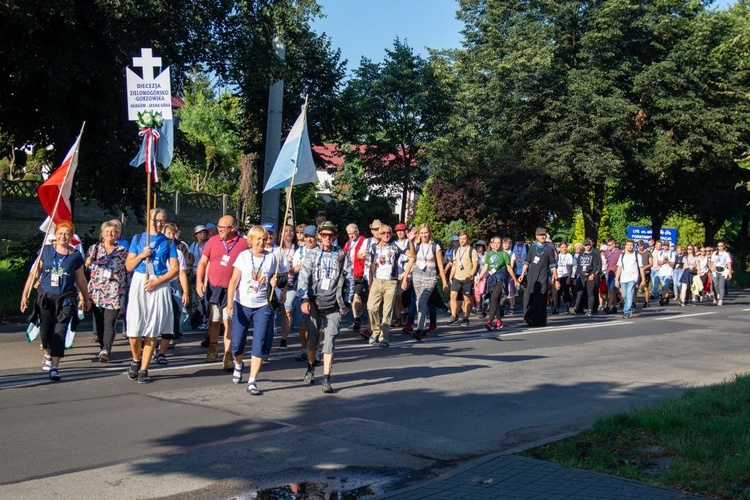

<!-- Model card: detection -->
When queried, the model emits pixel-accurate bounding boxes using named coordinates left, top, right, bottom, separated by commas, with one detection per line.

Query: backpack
left=344, top=236, right=366, bottom=278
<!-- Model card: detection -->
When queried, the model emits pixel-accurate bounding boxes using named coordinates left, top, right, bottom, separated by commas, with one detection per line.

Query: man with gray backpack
left=297, top=221, right=355, bottom=393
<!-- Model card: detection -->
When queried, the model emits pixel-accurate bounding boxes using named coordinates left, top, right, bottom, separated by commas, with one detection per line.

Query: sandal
left=247, top=383, right=263, bottom=396
left=232, top=362, right=244, bottom=384
left=156, top=354, right=168, bottom=365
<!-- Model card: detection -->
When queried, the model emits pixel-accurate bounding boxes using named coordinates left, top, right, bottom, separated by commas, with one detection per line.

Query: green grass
left=523, top=374, right=750, bottom=499
left=0, top=258, right=27, bottom=321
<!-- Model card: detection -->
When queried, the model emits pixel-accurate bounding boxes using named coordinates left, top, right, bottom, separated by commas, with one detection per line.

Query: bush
left=0, top=258, right=26, bottom=321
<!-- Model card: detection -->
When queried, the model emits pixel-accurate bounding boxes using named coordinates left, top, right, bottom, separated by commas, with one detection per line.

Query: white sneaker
left=717, top=299, right=723, bottom=306
left=42, top=355, right=52, bottom=372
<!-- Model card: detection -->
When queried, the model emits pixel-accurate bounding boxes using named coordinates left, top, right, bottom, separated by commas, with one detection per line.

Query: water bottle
left=77, top=308, right=85, bottom=320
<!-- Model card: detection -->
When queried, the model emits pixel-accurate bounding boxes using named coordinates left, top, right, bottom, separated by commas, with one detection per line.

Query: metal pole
left=260, top=35, right=285, bottom=226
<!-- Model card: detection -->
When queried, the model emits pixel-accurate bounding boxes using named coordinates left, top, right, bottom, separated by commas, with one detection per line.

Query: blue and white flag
left=263, top=104, right=318, bottom=192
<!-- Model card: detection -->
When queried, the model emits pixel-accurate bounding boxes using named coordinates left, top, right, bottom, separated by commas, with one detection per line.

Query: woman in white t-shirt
left=410, top=224, right=448, bottom=340
left=227, top=225, right=283, bottom=395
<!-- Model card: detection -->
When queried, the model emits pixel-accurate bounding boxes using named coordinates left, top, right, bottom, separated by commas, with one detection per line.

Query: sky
left=311, top=0, right=463, bottom=74
left=312, top=0, right=738, bottom=75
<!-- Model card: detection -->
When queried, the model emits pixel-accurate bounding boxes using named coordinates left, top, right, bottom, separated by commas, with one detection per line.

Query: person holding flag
left=125, top=207, right=178, bottom=384
left=21, top=221, right=91, bottom=381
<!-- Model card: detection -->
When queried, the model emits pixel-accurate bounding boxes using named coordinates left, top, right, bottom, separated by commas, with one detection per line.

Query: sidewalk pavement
left=377, top=452, right=713, bottom=500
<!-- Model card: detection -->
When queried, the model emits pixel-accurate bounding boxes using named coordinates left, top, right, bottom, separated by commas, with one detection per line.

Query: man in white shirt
left=655, top=240, right=675, bottom=306
left=709, top=241, right=732, bottom=306
left=367, top=225, right=413, bottom=347
left=615, top=239, right=646, bottom=319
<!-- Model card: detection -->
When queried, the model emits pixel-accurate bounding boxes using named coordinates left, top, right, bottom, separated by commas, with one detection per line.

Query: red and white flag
left=38, top=131, right=83, bottom=244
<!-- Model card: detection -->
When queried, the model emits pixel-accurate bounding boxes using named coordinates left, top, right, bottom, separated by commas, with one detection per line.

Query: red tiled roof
left=312, top=143, right=421, bottom=169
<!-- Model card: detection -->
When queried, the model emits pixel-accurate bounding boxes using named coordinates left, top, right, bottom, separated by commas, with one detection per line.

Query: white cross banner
left=125, top=48, right=172, bottom=120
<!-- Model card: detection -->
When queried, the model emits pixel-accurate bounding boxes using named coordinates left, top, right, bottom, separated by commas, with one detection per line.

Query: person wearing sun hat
left=188, top=225, right=207, bottom=274
left=296, top=220, right=354, bottom=393
left=355, top=219, right=383, bottom=340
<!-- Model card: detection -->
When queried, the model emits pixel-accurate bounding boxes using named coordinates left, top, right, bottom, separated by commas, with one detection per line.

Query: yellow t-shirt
left=452, top=246, right=477, bottom=281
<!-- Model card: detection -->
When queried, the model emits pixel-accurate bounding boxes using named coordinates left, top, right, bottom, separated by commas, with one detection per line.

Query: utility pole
left=260, top=35, right=285, bottom=225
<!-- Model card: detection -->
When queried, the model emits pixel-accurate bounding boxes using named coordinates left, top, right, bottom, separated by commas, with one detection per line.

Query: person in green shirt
left=477, top=237, right=518, bottom=330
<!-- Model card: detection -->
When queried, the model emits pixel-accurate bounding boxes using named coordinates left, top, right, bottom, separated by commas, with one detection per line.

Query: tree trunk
left=580, top=182, right=605, bottom=241
left=702, top=216, right=725, bottom=245
left=651, top=216, right=664, bottom=242
left=399, top=175, right=409, bottom=222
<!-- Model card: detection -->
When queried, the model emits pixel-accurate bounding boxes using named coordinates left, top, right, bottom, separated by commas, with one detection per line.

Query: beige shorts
left=209, top=303, right=229, bottom=322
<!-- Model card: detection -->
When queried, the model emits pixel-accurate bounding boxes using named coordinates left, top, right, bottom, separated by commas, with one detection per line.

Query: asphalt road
left=1, top=293, right=748, bottom=499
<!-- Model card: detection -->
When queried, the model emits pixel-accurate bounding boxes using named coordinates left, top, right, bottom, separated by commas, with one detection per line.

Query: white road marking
left=654, top=312, right=716, bottom=321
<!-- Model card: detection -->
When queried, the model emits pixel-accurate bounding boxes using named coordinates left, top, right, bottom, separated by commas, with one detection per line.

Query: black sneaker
left=351, top=319, right=361, bottom=331
left=552, top=308, right=559, bottom=315
left=412, top=329, right=423, bottom=342
left=321, top=379, right=333, bottom=393
left=49, top=367, right=61, bottom=382
left=200, top=336, right=210, bottom=348
left=483, top=321, right=492, bottom=332
left=128, top=360, right=140, bottom=380
left=460, top=318, right=470, bottom=327
left=446, top=316, right=459, bottom=326
left=303, top=369, right=315, bottom=385
left=279, top=339, right=288, bottom=349
left=137, top=370, right=151, bottom=384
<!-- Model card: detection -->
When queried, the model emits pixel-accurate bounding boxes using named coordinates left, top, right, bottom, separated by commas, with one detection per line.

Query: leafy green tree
left=0, top=0, right=235, bottom=214
left=166, top=72, right=243, bottom=194
left=623, top=5, right=750, bottom=242
left=341, top=38, right=451, bottom=221
left=212, top=0, right=347, bottom=211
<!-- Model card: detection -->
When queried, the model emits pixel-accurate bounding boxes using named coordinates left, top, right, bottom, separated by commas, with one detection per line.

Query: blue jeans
left=660, top=276, right=673, bottom=295
left=621, top=281, right=636, bottom=314
left=672, top=269, right=683, bottom=298
left=231, top=302, right=273, bottom=358
left=651, top=272, right=661, bottom=298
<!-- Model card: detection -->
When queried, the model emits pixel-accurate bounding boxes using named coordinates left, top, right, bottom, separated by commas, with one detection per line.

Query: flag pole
left=145, top=167, right=153, bottom=280
left=28, top=122, right=86, bottom=297
left=271, top=96, right=308, bottom=296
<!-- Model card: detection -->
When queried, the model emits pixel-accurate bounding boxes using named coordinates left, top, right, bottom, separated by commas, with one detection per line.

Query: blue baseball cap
left=261, top=223, right=276, bottom=233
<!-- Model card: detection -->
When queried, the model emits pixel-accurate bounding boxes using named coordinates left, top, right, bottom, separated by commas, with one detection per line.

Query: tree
left=429, top=0, right=749, bottom=243
left=211, top=0, right=347, bottom=212
left=341, top=38, right=451, bottom=221
left=0, top=0, right=235, bottom=214
left=166, top=71, right=243, bottom=194
left=624, top=5, right=750, bottom=242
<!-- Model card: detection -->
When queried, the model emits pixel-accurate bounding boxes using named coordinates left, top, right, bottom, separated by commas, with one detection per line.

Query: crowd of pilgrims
left=19, top=210, right=735, bottom=393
